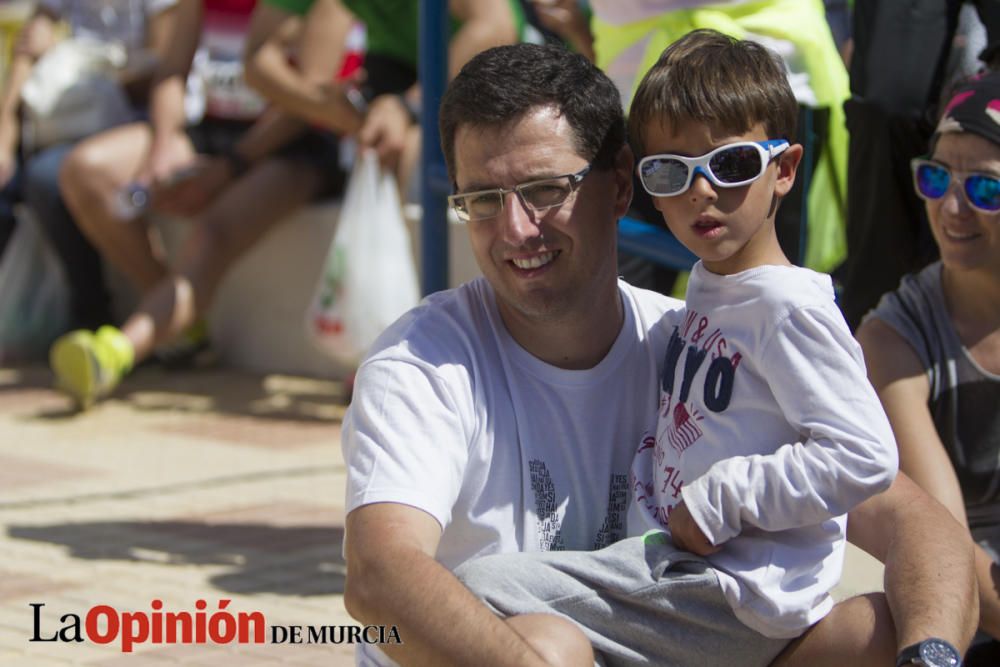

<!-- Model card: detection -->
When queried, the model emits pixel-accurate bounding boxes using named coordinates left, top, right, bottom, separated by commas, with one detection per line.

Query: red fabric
left=203, top=0, right=257, bottom=15
left=338, top=51, right=363, bottom=81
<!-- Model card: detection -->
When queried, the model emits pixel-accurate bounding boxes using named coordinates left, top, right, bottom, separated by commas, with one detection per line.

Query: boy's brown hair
left=628, top=29, right=798, bottom=156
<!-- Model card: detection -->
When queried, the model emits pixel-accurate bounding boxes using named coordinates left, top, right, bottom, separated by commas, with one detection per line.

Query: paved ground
left=0, top=362, right=356, bottom=666
left=0, top=360, right=886, bottom=666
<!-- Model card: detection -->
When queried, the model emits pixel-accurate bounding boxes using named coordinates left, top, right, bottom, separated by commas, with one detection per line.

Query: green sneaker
left=50, top=325, right=134, bottom=409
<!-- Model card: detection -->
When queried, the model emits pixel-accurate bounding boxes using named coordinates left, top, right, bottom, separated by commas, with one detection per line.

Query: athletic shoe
left=49, top=325, right=134, bottom=409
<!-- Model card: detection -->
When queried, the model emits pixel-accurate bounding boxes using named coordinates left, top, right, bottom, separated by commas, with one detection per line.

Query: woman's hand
left=358, top=94, right=412, bottom=173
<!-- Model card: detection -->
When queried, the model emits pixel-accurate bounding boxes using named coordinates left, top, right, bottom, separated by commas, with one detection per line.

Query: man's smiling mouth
left=511, top=251, right=559, bottom=270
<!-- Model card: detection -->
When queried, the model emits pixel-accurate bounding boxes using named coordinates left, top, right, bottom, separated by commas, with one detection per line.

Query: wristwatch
left=895, top=638, right=961, bottom=666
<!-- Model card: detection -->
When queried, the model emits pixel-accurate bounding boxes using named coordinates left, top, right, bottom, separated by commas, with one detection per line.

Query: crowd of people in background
left=0, top=0, right=998, bottom=664
left=0, top=0, right=983, bottom=399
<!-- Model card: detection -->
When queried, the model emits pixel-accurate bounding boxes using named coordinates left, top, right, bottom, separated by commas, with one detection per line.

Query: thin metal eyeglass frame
left=448, top=164, right=592, bottom=222
left=637, top=139, right=789, bottom=197
left=910, top=157, right=1000, bottom=213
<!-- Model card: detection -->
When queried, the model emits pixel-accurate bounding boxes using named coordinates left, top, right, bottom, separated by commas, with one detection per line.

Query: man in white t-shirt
left=342, top=42, right=979, bottom=667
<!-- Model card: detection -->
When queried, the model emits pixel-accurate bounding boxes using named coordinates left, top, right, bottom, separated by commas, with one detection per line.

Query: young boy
left=456, top=30, right=901, bottom=666
left=625, top=25, right=899, bottom=641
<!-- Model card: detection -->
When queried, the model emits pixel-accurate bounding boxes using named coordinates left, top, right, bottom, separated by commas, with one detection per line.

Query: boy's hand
left=668, top=501, right=719, bottom=556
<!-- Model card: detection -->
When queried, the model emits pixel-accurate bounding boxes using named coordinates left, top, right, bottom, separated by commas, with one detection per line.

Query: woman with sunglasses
left=856, top=70, right=1000, bottom=660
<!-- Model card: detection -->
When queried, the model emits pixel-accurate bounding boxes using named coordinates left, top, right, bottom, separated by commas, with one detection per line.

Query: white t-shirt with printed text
left=343, top=277, right=682, bottom=666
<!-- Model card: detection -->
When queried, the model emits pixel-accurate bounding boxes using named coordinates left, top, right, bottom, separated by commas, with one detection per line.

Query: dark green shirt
left=263, top=0, right=523, bottom=68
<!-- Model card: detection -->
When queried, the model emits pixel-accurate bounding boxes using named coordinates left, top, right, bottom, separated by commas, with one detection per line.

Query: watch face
left=920, top=639, right=960, bottom=667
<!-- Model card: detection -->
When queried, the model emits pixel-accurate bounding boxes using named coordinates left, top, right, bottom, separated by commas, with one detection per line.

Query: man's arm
left=974, top=547, right=1000, bottom=639
left=136, top=0, right=202, bottom=185
left=847, top=472, right=978, bottom=653
left=771, top=473, right=975, bottom=665
left=344, top=502, right=557, bottom=667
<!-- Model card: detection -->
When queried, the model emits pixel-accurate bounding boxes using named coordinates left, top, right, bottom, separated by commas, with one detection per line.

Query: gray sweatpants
left=455, top=534, right=792, bottom=667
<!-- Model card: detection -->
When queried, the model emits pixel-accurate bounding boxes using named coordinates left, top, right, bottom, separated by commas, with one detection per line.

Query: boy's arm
left=680, top=306, right=898, bottom=546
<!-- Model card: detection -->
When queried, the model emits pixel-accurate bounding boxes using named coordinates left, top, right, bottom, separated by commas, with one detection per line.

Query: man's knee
left=58, top=141, right=113, bottom=205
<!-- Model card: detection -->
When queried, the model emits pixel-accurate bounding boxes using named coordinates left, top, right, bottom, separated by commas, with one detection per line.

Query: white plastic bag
left=307, top=150, right=420, bottom=366
left=20, top=37, right=133, bottom=152
left=0, top=215, right=70, bottom=363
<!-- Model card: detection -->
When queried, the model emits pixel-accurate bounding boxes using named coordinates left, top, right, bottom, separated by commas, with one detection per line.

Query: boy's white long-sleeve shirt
left=629, top=262, right=898, bottom=638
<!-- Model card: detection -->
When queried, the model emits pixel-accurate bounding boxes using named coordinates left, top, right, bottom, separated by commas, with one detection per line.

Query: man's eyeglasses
left=911, top=158, right=1000, bottom=212
left=637, top=140, right=789, bottom=197
left=448, top=164, right=591, bottom=222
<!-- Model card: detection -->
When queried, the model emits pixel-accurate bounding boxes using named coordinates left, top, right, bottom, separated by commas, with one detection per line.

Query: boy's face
left=642, top=119, right=801, bottom=275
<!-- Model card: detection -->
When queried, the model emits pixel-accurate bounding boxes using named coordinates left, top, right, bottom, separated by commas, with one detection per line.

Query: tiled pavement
left=0, top=361, right=886, bottom=666
left=0, top=363, right=356, bottom=666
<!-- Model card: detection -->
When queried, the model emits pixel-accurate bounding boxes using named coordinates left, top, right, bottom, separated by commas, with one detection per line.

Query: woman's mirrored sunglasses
left=637, top=140, right=789, bottom=197
left=911, top=158, right=1000, bottom=212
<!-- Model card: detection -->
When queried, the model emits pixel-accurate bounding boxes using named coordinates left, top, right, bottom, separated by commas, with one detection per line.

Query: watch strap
left=897, top=643, right=922, bottom=666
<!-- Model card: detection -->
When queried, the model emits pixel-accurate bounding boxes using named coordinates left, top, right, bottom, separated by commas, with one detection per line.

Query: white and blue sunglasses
left=637, top=139, right=789, bottom=197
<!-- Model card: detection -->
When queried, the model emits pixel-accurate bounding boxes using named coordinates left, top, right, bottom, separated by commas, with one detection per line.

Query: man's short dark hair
left=628, top=29, right=798, bottom=156
left=439, top=43, right=626, bottom=183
